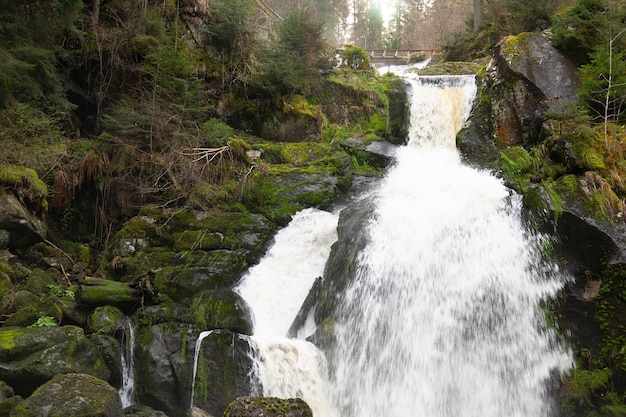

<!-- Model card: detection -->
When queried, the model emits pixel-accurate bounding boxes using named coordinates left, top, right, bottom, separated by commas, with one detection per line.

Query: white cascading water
left=235, top=208, right=339, bottom=416
left=190, top=330, right=214, bottom=408
left=328, top=73, right=572, bottom=417
left=235, top=71, right=572, bottom=417
left=119, top=316, right=136, bottom=408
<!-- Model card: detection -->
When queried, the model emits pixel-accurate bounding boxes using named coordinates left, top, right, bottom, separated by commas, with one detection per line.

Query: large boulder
left=135, top=325, right=257, bottom=417
left=134, top=322, right=197, bottom=417
left=458, top=31, right=579, bottom=166
left=223, top=397, right=313, bottom=417
left=9, top=373, right=122, bottom=417
left=190, top=330, right=258, bottom=417
left=0, top=189, right=45, bottom=249
left=0, top=326, right=113, bottom=396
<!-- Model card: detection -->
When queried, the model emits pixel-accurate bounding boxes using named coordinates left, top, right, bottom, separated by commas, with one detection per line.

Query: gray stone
left=0, top=189, right=45, bottom=249
left=9, top=373, right=122, bottom=417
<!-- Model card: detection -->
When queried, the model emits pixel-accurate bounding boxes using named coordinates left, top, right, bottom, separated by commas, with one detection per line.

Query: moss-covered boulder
left=78, top=277, right=139, bottom=308
left=190, top=290, right=253, bottom=335
left=88, top=305, right=126, bottom=335
left=259, top=170, right=340, bottom=225
left=153, top=250, right=249, bottom=303
left=190, top=330, right=257, bottom=417
left=134, top=323, right=197, bottom=417
left=9, top=373, right=122, bottom=417
left=223, top=397, right=313, bottom=417
left=0, top=326, right=112, bottom=396
left=105, top=208, right=276, bottom=290
left=2, top=289, right=63, bottom=326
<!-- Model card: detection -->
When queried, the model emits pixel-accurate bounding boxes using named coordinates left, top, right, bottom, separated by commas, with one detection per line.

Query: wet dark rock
left=134, top=323, right=196, bottom=417
left=315, top=196, right=375, bottom=342
left=0, top=190, right=45, bottom=249
left=190, top=330, right=258, bottom=417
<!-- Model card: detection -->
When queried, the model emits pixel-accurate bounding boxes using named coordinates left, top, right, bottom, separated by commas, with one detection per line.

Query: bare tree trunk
left=92, top=0, right=101, bottom=25
left=473, top=0, right=482, bottom=32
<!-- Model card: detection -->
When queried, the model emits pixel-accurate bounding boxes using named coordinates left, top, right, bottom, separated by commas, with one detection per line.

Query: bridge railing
left=364, top=49, right=432, bottom=60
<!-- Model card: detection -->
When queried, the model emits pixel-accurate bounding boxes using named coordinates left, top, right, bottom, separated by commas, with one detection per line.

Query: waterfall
left=235, top=208, right=339, bottom=416
left=119, top=316, right=136, bottom=408
left=234, top=72, right=571, bottom=417
left=327, top=74, right=572, bottom=417
left=190, top=330, right=214, bottom=409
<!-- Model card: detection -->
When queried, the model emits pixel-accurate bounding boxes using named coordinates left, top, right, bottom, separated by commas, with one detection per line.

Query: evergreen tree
left=0, top=0, right=84, bottom=111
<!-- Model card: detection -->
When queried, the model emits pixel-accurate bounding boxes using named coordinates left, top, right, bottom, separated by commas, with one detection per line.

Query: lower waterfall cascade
left=230, top=70, right=573, bottom=417
left=119, top=316, right=136, bottom=409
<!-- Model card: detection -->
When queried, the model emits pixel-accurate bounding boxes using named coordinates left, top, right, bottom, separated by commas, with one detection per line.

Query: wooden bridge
left=364, top=49, right=433, bottom=64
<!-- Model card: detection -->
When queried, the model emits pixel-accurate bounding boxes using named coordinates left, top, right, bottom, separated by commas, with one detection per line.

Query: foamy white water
left=234, top=72, right=571, bottom=417
left=235, top=208, right=339, bottom=416
left=327, top=75, right=572, bottom=417
left=119, top=316, right=136, bottom=408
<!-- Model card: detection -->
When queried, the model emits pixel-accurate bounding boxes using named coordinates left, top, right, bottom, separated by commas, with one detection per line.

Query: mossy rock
left=120, top=403, right=169, bottom=417
left=0, top=166, right=47, bottom=214
left=153, top=250, right=249, bottom=303
left=190, top=290, right=253, bottom=335
left=258, top=169, right=339, bottom=225
left=20, top=269, right=57, bottom=296
left=223, top=397, right=313, bottom=417
left=134, top=303, right=193, bottom=327
left=0, top=326, right=112, bottom=396
left=77, top=277, right=138, bottom=308
left=9, top=373, right=122, bottom=417
left=88, top=306, right=126, bottom=335
left=172, top=230, right=225, bottom=252
left=3, top=290, right=62, bottom=328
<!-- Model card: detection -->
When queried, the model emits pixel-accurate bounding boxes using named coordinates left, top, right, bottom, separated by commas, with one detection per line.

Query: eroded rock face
left=0, top=189, right=45, bottom=249
left=9, top=373, right=123, bottom=417
left=458, top=31, right=579, bottom=166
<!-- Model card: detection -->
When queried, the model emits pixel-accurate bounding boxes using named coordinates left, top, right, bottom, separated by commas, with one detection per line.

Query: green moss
left=498, top=146, right=534, bottom=189
left=286, top=95, right=319, bottom=118
left=172, top=230, right=224, bottom=251
left=410, top=61, right=482, bottom=76
left=0, top=164, right=48, bottom=210
left=570, top=368, right=611, bottom=405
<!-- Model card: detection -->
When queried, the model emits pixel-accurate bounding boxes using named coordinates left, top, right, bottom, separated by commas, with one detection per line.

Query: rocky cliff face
left=458, top=31, right=579, bottom=164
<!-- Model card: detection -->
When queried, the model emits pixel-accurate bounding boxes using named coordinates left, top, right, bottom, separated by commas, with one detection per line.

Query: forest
left=1, top=0, right=626, bottom=416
